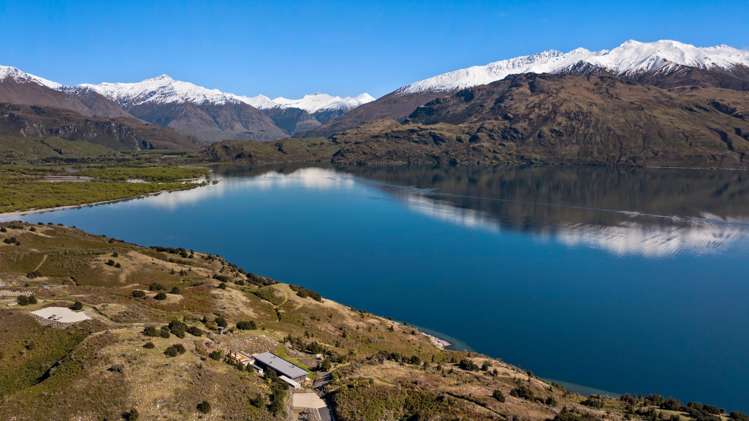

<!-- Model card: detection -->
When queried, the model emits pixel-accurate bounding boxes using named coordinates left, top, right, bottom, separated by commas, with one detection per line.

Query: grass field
left=0, top=164, right=209, bottom=213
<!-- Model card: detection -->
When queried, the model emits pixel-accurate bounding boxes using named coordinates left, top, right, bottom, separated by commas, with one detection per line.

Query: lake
left=10, top=165, right=749, bottom=411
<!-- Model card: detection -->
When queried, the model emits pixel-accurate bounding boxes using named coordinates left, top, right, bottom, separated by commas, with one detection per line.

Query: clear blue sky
left=1, top=0, right=747, bottom=98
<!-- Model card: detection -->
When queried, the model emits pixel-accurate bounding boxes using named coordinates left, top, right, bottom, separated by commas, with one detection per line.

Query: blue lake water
left=10, top=166, right=749, bottom=411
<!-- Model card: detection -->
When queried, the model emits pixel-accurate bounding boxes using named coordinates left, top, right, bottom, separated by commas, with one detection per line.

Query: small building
left=227, top=351, right=255, bottom=369
left=252, top=352, right=308, bottom=384
left=31, top=307, right=91, bottom=325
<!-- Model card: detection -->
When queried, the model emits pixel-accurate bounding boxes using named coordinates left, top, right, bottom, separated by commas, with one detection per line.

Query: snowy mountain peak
left=401, top=40, right=749, bottom=93
left=263, top=92, right=376, bottom=113
left=81, top=75, right=248, bottom=107
left=82, top=75, right=374, bottom=112
left=0, top=65, right=62, bottom=89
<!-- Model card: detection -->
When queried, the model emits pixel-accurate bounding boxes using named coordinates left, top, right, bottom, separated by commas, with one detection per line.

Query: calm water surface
left=12, top=166, right=749, bottom=410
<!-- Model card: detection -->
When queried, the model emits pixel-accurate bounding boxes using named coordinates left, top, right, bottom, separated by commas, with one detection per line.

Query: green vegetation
left=0, top=165, right=208, bottom=213
left=164, top=344, right=186, bottom=357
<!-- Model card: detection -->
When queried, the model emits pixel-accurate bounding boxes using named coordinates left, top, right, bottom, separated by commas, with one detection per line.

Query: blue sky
left=1, top=0, right=747, bottom=98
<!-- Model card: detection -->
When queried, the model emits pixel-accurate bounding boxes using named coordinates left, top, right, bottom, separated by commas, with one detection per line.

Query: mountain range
left=3, top=39, right=749, bottom=167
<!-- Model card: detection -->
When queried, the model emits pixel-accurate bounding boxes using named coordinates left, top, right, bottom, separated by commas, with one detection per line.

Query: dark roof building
left=252, top=352, right=308, bottom=382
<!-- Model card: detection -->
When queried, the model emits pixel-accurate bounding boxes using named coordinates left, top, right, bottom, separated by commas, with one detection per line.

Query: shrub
left=510, top=386, right=535, bottom=401
left=122, top=408, right=139, bottom=420
left=581, top=396, right=605, bottom=409
left=26, top=271, right=41, bottom=279
left=168, top=320, right=186, bottom=338
left=545, top=396, right=558, bottom=406
left=215, top=316, right=228, bottom=328
left=148, top=282, right=164, bottom=291
left=492, top=389, right=505, bottom=402
left=730, top=411, right=749, bottom=421
left=143, top=342, right=155, bottom=349
left=457, top=358, right=479, bottom=371
left=17, top=295, right=37, bottom=306
left=320, top=359, right=332, bottom=371
left=217, top=283, right=226, bottom=289
left=143, top=326, right=159, bottom=337
left=481, top=361, right=491, bottom=371
left=170, top=286, right=180, bottom=294
left=164, top=344, right=186, bottom=357
left=131, top=290, right=146, bottom=298
left=209, top=350, right=222, bottom=361
left=290, top=284, right=322, bottom=301
left=69, top=301, right=83, bottom=311
left=105, top=259, right=116, bottom=266
left=196, top=401, right=211, bottom=414
left=187, top=326, right=204, bottom=337
left=159, top=326, right=171, bottom=338
left=154, top=292, right=167, bottom=300
left=236, top=320, right=256, bottom=330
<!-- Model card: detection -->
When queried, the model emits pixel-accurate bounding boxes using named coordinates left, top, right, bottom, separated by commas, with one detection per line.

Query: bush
left=148, top=282, right=164, bottom=291
left=492, top=389, right=505, bottom=402
left=320, top=359, right=332, bottom=371
left=290, top=284, right=322, bottom=301
left=196, top=400, right=211, bottom=414
left=69, top=301, right=83, bottom=311
left=730, top=411, right=749, bottom=421
left=209, top=350, right=222, bottom=361
left=17, top=295, right=37, bottom=306
left=143, top=326, right=159, bottom=337
left=217, top=283, right=226, bottom=289
left=187, top=326, right=204, bottom=337
left=131, top=289, right=146, bottom=298
left=236, top=320, right=256, bottom=330
left=170, top=286, right=180, bottom=294
left=164, top=344, right=186, bottom=357
left=215, top=316, right=228, bottom=328
left=160, top=326, right=171, bottom=338
left=122, top=408, right=139, bottom=420
left=154, top=292, right=167, bottom=300
left=143, top=342, right=155, bottom=349
left=510, top=386, right=535, bottom=401
left=457, top=358, right=479, bottom=371
left=581, top=396, right=605, bottom=409
left=168, top=320, right=187, bottom=338
left=105, top=259, right=116, bottom=266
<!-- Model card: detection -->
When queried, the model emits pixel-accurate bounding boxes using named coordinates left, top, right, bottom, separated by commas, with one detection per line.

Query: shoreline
left=0, top=180, right=211, bottom=220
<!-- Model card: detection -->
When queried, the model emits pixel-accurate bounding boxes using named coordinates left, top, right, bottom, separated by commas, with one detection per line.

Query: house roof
left=253, top=352, right=307, bottom=379
left=31, top=307, right=91, bottom=323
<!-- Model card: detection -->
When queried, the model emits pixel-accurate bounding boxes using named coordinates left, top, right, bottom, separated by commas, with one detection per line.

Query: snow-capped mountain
left=401, top=40, right=749, bottom=93
left=0, top=65, right=61, bottom=89
left=82, top=75, right=373, bottom=112
left=245, top=93, right=375, bottom=113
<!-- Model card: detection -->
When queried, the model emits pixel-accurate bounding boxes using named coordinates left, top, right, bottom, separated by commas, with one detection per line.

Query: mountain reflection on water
left=210, top=165, right=749, bottom=258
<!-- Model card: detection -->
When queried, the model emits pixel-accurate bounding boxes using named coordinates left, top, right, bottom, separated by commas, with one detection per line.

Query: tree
left=196, top=401, right=211, bottom=414
left=209, top=350, right=222, bottom=361
left=69, top=301, right=83, bottom=311
left=154, top=292, right=167, bottom=300
left=492, top=389, right=505, bottom=402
